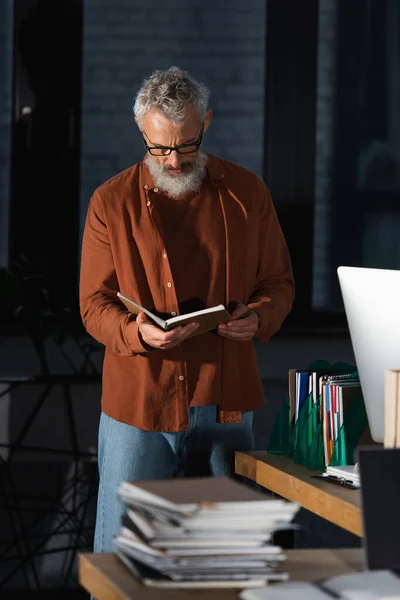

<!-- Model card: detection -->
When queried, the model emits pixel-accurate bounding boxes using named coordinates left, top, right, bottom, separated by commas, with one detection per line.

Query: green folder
left=267, top=395, right=291, bottom=455
left=289, top=391, right=314, bottom=464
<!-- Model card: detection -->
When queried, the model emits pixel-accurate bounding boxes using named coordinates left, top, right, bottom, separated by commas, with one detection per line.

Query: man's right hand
left=136, top=312, right=199, bottom=350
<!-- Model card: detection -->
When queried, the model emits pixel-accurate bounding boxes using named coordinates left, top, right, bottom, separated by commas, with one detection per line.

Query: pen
left=310, top=474, right=358, bottom=490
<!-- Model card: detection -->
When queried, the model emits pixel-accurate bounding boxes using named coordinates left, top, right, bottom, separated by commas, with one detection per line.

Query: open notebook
left=117, top=292, right=231, bottom=333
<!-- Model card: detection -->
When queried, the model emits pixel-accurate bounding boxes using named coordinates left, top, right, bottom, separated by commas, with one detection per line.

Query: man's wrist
left=138, top=329, right=155, bottom=352
left=253, top=309, right=261, bottom=331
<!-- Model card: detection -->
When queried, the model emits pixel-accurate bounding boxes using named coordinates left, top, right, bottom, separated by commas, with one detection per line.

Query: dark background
left=0, top=0, right=399, bottom=595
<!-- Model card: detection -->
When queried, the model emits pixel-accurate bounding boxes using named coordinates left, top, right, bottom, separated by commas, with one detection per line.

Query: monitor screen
left=337, top=266, right=400, bottom=443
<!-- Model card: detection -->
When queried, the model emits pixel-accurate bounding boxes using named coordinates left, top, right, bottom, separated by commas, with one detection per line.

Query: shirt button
left=153, top=187, right=159, bottom=193
left=143, top=184, right=149, bottom=189
left=167, top=282, right=172, bottom=288
left=179, top=375, right=184, bottom=381
left=146, top=201, right=151, bottom=206
left=171, top=311, right=177, bottom=316
left=163, top=253, right=167, bottom=258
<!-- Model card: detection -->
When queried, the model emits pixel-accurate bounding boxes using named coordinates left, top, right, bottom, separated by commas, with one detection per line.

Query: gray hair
left=133, top=66, right=210, bottom=128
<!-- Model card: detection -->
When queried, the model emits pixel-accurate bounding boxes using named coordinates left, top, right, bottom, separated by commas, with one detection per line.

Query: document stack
left=113, top=476, right=299, bottom=589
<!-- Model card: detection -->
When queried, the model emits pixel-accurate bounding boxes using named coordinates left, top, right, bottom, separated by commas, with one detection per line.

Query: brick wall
left=0, top=0, right=13, bottom=267
left=80, top=0, right=266, bottom=230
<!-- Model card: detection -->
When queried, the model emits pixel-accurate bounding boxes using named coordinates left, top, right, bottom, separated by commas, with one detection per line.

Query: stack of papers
left=113, top=476, right=299, bottom=589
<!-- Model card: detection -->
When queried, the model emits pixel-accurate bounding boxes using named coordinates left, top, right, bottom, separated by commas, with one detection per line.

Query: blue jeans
left=93, top=406, right=254, bottom=552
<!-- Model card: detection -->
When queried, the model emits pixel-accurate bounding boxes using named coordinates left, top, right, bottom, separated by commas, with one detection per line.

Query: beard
left=144, top=150, right=208, bottom=199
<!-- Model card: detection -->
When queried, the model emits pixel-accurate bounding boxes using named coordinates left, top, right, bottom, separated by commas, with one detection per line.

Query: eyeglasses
left=143, top=124, right=204, bottom=156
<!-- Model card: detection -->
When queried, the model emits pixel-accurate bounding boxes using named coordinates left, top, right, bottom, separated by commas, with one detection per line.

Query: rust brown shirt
left=154, top=176, right=226, bottom=410
left=79, top=153, right=295, bottom=432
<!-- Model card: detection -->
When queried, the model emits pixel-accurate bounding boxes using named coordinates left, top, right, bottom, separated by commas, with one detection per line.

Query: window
left=265, top=0, right=400, bottom=329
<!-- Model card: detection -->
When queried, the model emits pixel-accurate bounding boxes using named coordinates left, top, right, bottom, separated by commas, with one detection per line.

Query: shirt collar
left=205, top=152, right=227, bottom=187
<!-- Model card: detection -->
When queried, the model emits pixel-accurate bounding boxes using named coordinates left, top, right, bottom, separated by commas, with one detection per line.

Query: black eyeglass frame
left=143, top=124, right=204, bottom=156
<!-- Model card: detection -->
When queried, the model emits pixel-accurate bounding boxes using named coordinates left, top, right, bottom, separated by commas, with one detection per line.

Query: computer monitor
left=337, top=266, right=400, bottom=443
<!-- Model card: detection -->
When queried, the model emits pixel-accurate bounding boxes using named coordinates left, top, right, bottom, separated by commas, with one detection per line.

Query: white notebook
left=323, top=570, right=400, bottom=599
left=241, top=571, right=400, bottom=600
left=240, top=581, right=332, bottom=599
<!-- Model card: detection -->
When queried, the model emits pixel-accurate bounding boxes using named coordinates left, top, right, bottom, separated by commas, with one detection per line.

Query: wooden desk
left=79, top=549, right=364, bottom=600
left=235, top=451, right=362, bottom=537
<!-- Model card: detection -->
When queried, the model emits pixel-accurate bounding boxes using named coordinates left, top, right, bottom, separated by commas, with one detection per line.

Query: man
left=80, top=66, right=294, bottom=552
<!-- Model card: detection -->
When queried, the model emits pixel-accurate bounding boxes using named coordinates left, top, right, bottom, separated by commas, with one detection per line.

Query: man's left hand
left=217, top=304, right=260, bottom=342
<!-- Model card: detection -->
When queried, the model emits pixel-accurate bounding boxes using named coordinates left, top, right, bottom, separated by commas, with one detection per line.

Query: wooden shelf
left=235, top=451, right=362, bottom=536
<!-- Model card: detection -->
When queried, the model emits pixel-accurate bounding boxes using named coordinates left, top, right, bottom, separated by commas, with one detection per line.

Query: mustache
left=164, top=162, right=193, bottom=172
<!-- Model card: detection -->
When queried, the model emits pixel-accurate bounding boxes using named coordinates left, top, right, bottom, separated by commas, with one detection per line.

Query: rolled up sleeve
left=79, top=191, right=147, bottom=356
left=247, top=182, right=295, bottom=343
